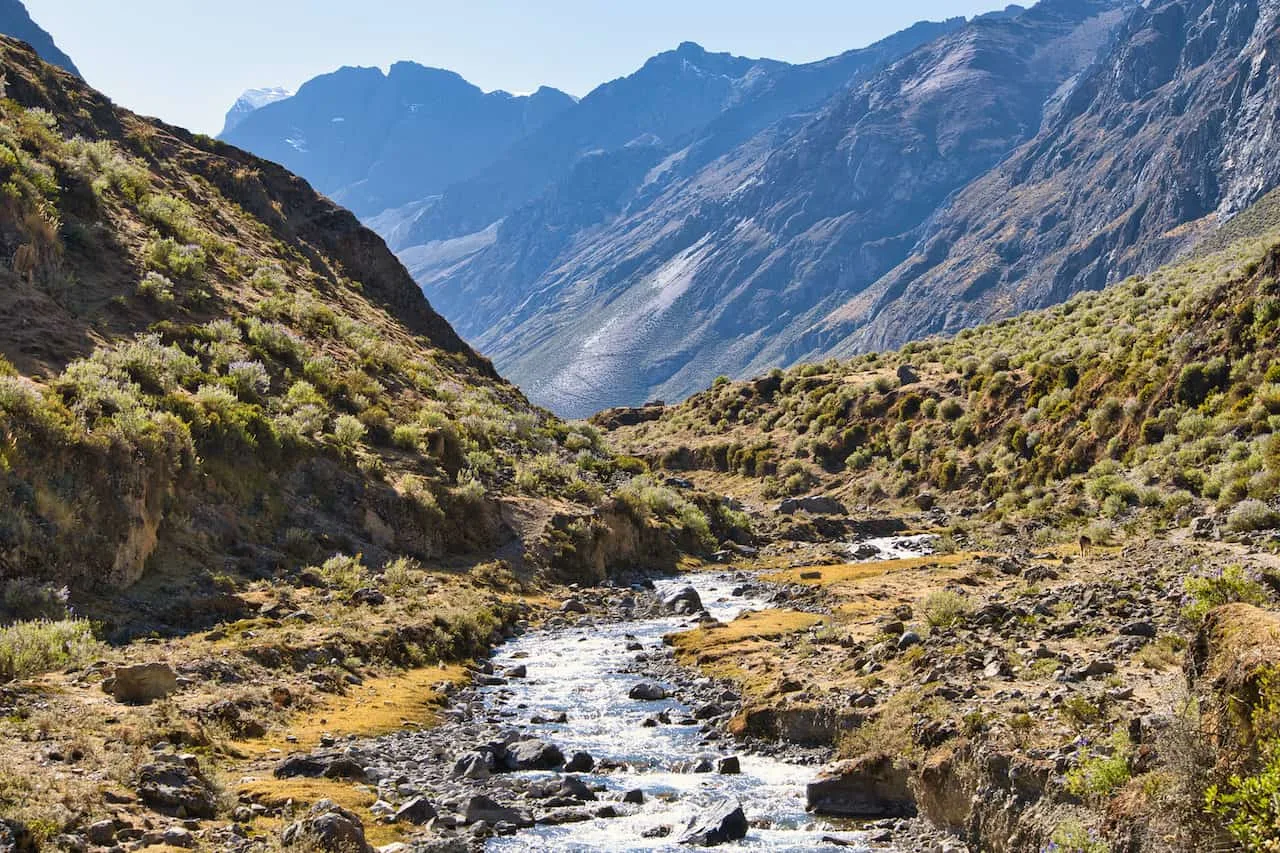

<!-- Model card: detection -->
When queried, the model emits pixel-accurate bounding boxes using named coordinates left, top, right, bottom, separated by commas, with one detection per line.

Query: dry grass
left=762, top=553, right=973, bottom=587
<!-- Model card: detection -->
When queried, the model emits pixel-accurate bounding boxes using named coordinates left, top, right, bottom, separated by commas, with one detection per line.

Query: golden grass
left=235, top=664, right=469, bottom=757
left=237, top=777, right=402, bottom=846
left=763, top=553, right=972, bottom=587
left=668, top=609, right=824, bottom=656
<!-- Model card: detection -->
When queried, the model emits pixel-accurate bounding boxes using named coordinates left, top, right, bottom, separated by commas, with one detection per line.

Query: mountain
left=0, top=0, right=78, bottom=75
left=422, top=0, right=1130, bottom=417
left=220, top=85, right=293, bottom=135
left=220, top=63, right=576, bottom=216
left=825, top=0, right=1280, bottom=355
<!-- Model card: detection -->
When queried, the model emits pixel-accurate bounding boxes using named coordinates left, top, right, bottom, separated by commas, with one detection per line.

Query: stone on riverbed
left=463, top=795, right=533, bottom=828
left=503, top=738, right=565, bottom=771
left=661, top=586, right=703, bottom=615
left=677, top=798, right=748, bottom=846
left=565, top=751, right=595, bottom=773
left=629, top=681, right=669, bottom=701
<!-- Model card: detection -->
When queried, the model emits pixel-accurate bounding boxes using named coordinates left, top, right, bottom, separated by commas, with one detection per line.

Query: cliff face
left=829, top=0, right=1280, bottom=354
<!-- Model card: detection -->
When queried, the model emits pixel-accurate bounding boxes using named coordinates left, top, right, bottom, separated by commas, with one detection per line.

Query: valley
left=1, top=1, right=1280, bottom=852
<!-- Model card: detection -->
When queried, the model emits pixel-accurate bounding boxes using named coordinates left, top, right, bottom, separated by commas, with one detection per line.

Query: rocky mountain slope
left=0, top=0, right=77, bottom=75
left=414, top=0, right=1133, bottom=416
left=0, top=37, right=742, bottom=848
left=827, top=0, right=1280, bottom=354
left=219, top=63, right=576, bottom=217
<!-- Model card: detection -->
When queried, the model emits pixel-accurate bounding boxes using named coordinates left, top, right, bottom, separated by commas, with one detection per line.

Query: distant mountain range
left=0, top=0, right=79, bottom=75
left=223, top=0, right=1280, bottom=418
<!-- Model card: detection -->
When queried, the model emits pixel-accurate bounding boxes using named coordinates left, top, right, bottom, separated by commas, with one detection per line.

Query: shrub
left=333, top=414, right=366, bottom=451
left=1226, top=499, right=1280, bottom=533
left=1066, top=730, right=1132, bottom=800
left=0, top=619, right=101, bottom=681
left=226, top=360, right=270, bottom=398
left=136, top=271, right=175, bottom=304
left=145, top=238, right=206, bottom=279
left=921, top=589, right=969, bottom=629
left=1048, top=820, right=1112, bottom=853
left=318, top=554, right=367, bottom=595
left=1182, top=565, right=1268, bottom=623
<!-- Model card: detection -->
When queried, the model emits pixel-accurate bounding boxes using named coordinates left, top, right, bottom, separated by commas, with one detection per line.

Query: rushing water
left=479, top=572, right=872, bottom=852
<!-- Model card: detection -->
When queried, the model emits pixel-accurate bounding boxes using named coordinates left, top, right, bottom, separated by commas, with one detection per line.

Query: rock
left=897, top=364, right=920, bottom=385
left=629, top=681, right=669, bottom=701
left=693, top=702, right=726, bottom=720
left=504, top=664, right=527, bottom=679
left=806, top=754, right=917, bottom=818
left=897, top=632, right=923, bottom=651
left=622, top=789, right=645, bottom=805
left=565, top=751, right=595, bottom=773
left=799, top=571, right=823, bottom=580
left=661, top=586, right=704, bottom=615
left=0, top=821, right=36, bottom=853
left=282, top=800, right=371, bottom=852
left=349, top=588, right=386, bottom=607
left=1120, top=621, right=1157, bottom=638
left=558, top=776, right=597, bottom=802
left=914, top=492, right=936, bottom=510
left=503, top=738, right=564, bottom=771
left=276, top=755, right=327, bottom=778
left=777, top=495, right=847, bottom=516
left=559, top=597, right=587, bottom=614
left=85, top=820, right=116, bottom=846
left=717, top=756, right=741, bottom=775
left=162, top=827, right=195, bottom=848
left=137, top=754, right=218, bottom=819
left=462, top=795, right=532, bottom=828
left=392, top=796, right=437, bottom=825
left=677, top=798, right=748, bottom=846
left=1190, top=516, right=1219, bottom=540
left=103, top=662, right=179, bottom=704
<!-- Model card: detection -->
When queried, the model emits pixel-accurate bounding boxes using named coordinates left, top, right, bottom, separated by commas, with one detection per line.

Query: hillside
left=0, top=35, right=741, bottom=848
left=594, top=183, right=1280, bottom=853
left=601, top=215, right=1280, bottom=533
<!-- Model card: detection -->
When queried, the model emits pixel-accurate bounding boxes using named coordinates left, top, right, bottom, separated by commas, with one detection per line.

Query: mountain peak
left=0, top=0, right=79, bottom=76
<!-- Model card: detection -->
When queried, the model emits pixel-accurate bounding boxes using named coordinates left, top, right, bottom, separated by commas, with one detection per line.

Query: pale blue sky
left=26, top=1, right=1014, bottom=135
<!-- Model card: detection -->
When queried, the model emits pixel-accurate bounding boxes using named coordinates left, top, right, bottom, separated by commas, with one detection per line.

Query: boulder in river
left=678, top=798, right=748, bottom=846
left=806, top=754, right=917, bottom=818
left=565, top=751, right=595, bottom=773
left=463, top=795, right=533, bottom=828
left=629, top=682, right=669, bottom=701
left=661, top=586, right=703, bottom=615
left=503, top=738, right=565, bottom=771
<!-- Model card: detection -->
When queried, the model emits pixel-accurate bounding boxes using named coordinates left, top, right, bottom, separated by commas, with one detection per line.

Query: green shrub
left=1183, top=565, right=1268, bottom=623
left=1066, top=730, right=1132, bottom=800
left=1226, top=499, right=1280, bottom=533
left=136, top=271, right=175, bottom=304
left=145, top=238, right=206, bottom=279
left=0, top=619, right=101, bottom=682
left=921, top=589, right=969, bottom=629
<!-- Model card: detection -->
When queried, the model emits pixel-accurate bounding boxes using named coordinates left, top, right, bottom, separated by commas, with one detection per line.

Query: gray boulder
left=678, top=798, right=748, bottom=846
left=661, top=586, right=703, bottom=615
left=777, top=495, right=847, bottom=516
left=281, top=800, right=371, bottom=852
left=137, top=754, right=218, bottom=819
left=503, top=738, right=565, bottom=771
left=628, top=682, right=669, bottom=701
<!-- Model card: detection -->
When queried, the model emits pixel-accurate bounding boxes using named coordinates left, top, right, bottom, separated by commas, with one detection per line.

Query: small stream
left=476, top=572, right=870, bottom=851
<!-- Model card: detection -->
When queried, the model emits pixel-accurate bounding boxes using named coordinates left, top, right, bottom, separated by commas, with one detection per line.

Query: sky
left=26, top=1, right=1014, bottom=135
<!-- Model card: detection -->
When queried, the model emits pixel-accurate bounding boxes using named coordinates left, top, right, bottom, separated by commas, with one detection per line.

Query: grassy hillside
left=0, top=37, right=738, bottom=845
left=603, top=220, right=1280, bottom=541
